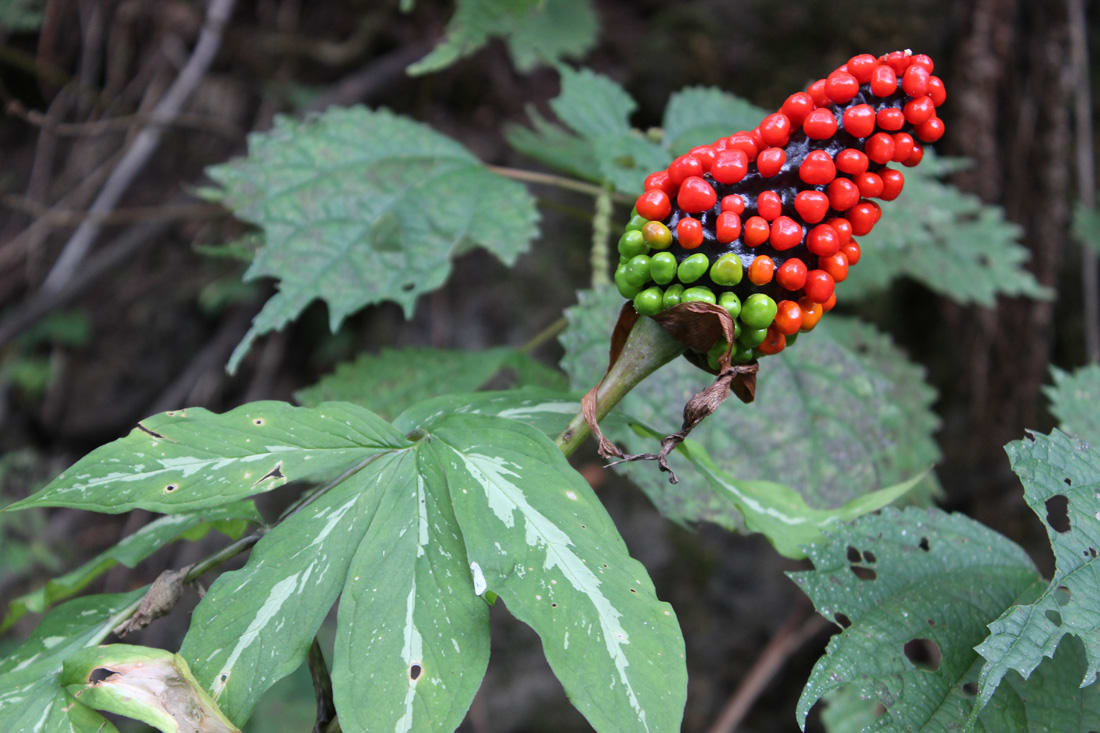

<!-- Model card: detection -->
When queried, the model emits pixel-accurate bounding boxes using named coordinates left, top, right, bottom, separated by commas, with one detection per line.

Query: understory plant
left=1, top=6, right=1098, bottom=731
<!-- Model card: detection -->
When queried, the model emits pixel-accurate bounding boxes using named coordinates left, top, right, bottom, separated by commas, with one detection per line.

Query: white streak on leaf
left=394, top=585, right=423, bottom=733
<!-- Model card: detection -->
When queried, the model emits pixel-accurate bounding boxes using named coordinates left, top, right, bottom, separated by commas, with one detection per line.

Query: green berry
left=710, top=253, right=744, bottom=286
left=706, top=338, right=730, bottom=370
left=633, top=286, right=663, bottom=316
left=677, top=253, right=710, bottom=284
left=740, top=293, right=778, bottom=329
left=618, top=230, right=647, bottom=258
left=625, top=255, right=652, bottom=287
left=651, top=252, right=677, bottom=285
left=615, top=264, right=641, bottom=298
left=718, top=292, right=741, bottom=319
left=662, top=284, right=685, bottom=309
left=738, top=326, right=768, bottom=347
left=682, top=286, right=717, bottom=304
left=642, top=221, right=673, bottom=250
left=625, top=214, right=648, bottom=232
left=731, top=344, right=755, bottom=364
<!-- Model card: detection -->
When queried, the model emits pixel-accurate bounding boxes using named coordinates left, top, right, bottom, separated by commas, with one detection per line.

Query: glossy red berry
left=842, top=104, right=876, bottom=138
left=712, top=149, right=750, bottom=184
left=883, top=50, right=911, bottom=75
left=909, top=54, right=934, bottom=74
left=825, top=70, right=860, bottom=104
left=773, top=300, right=803, bottom=335
left=716, top=211, right=742, bottom=243
left=760, top=113, right=792, bottom=147
left=758, top=190, right=783, bottom=221
left=776, top=257, right=808, bottom=291
left=635, top=190, right=672, bottom=220
left=870, top=64, right=898, bottom=97
left=794, top=191, right=830, bottom=224
left=757, top=326, right=786, bottom=355
left=826, top=177, right=860, bottom=211
left=770, top=216, right=804, bottom=250
left=677, top=217, right=704, bottom=248
left=927, top=76, right=947, bottom=106
left=835, top=148, right=869, bottom=175
left=847, top=53, right=877, bottom=83
left=780, top=92, right=815, bottom=127
left=822, top=292, right=838, bottom=312
left=807, top=79, right=829, bottom=107
left=840, top=239, right=861, bottom=265
left=903, top=96, right=935, bottom=125
left=748, top=255, right=775, bottom=285
left=892, top=132, right=915, bottom=162
left=668, top=154, right=703, bottom=185
left=756, top=147, right=786, bottom=178
left=855, top=172, right=884, bottom=198
left=916, top=117, right=945, bottom=143
left=865, top=132, right=896, bottom=164
left=804, top=270, right=835, bottom=303
left=677, top=176, right=717, bottom=213
left=904, top=144, right=925, bottom=167
left=799, top=150, right=836, bottom=185
left=876, top=107, right=905, bottom=131
left=803, top=108, right=839, bottom=140
left=743, top=216, right=770, bottom=247
left=880, top=169, right=905, bottom=200
left=798, top=298, right=824, bottom=331
left=722, top=194, right=746, bottom=214
left=644, top=170, right=674, bottom=194
left=902, top=65, right=930, bottom=97
left=726, top=132, right=759, bottom=161
left=820, top=252, right=849, bottom=282
left=847, top=201, right=879, bottom=235
left=806, top=223, right=840, bottom=256
left=827, top=217, right=853, bottom=245
left=689, top=145, right=718, bottom=170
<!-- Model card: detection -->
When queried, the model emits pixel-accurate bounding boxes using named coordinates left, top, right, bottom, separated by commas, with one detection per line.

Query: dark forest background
left=0, top=1, right=1097, bottom=730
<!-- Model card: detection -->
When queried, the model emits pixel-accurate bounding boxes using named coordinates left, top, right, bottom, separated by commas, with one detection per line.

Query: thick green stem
left=555, top=315, right=685, bottom=457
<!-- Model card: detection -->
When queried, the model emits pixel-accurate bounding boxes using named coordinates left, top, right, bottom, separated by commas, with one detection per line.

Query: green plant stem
left=520, top=316, right=567, bottom=354
left=488, top=166, right=632, bottom=204
left=555, top=315, right=685, bottom=457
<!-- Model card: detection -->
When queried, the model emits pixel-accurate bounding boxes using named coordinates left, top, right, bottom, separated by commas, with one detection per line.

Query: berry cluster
left=615, top=51, right=946, bottom=367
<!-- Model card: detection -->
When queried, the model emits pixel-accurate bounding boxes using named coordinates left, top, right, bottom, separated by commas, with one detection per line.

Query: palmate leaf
left=0, top=589, right=145, bottom=733
left=560, top=288, right=939, bottom=536
left=9, top=400, right=686, bottom=732
left=1046, top=364, right=1100, bottom=445
left=294, top=346, right=566, bottom=419
left=394, top=386, right=580, bottom=438
left=1, top=500, right=259, bottom=632
left=204, top=107, right=539, bottom=373
left=972, top=430, right=1100, bottom=714
left=406, top=0, right=598, bottom=75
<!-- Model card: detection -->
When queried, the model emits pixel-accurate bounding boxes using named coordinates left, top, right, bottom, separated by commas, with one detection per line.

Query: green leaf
left=973, top=429, right=1100, bottom=713
left=1, top=501, right=259, bottom=631
left=394, top=387, right=580, bottom=438
left=841, top=154, right=1050, bottom=305
left=295, top=346, right=566, bottom=419
left=1, top=401, right=406, bottom=514
left=504, top=106, right=600, bottom=182
left=1072, top=200, right=1100, bottom=255
left=791, top=507, right=1040, bottom=730
left=0, top=0, right=44, bottom=32
left=407, top=0, right=597, bottom=75
left=819, top=686, right=882, bottom=733
left=61, top=644, right=239, bottom=733
left=661, top=87, right=767, bottom=155
left=206, top=107, right=539, bottom=372
left=0, top=590, right=145, bottom=733
left=560, top=288, right=940, bottom=531
left=1046, top=364, right=1100, bottom=445
left=423, top=413, right=687, bottom=731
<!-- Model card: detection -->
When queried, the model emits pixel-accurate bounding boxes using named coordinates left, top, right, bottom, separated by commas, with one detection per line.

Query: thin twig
left=520, top=316, right=567, bottom=354
left=706, top=607, right=828, bottom=733
left=1, top=195, right=225, bottom=227
left=487, top=165, right=616, bottom=199
left=40, top=0, right=238, bottom=296
left=1069, top=0, right=1099, bottom=362
left=5, top=99, right=243, bottom=139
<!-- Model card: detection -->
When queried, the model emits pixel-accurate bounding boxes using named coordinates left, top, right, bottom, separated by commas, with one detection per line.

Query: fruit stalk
left=556, top=315, right=686, bottom=457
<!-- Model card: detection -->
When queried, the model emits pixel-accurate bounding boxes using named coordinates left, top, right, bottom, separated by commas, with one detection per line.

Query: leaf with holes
left=559, top=288, right=940, bottom=531
left=1046, top=365, right=1100, bottom=445
left=1, top=500, right=259, bottom=632
left=972, top=429, right=1100, bottom=716
left=205, top=107, right=539, bottom=372
left=0, top=401, right=406, bottom=514
left=0, top=590, right=145, bottom=733
left=407, top=0, right=598, bottom=75
left=295, top=346, right=566, bottom=419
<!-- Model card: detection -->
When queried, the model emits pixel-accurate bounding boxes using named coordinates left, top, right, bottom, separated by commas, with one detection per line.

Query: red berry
left=903, top=96, right=935, bottom=125
left=770, top=216, right=804, bottom=250
left=799, top=150, right=836, bottom=185
left=722, top=194, right=746, bottom=214
left=916, top=117, right=945, bottom=143
left=798, top=298, right=824, bottom=331
left=827, top=217, right=853, bottom=245
left=644, top=170, right=674, bottom=194
left=847, top=201, right=879, bottom=235
left=842, top=104, right=876, bottom=138
left=803, top=108, right=839, bottom=140
left=748, top=255, right=775, bottom=285
left=780, top=92, right=815, bottom=127
left=759, top=113, right=792, bottom=147
left=825, top=70, right=860, bottom=103
left=807, top=79, right=829, bottom=107
left=891, top=132, right=914, bottom=162
left=835, top=148, right=869, bottom=175
left=716, top=211, right=742, bottom=243
left=689, top=145, right=718, bottom=170
left=750, top=127, right=765, bottom=150
left=847, top=53, right=877, bottom=83
left=822, top=292, right=838, bottom=312
left=804, top=270, right=835, bottom=303
left=880, top=169, right=905, bottom=200
left=909, top=54, right=934, bottom=74
left=820, top=252, right=849, bottom=282
left=855, top=171, right=884, bottom=198
left=904, top=144, right=925, bottom=167
left=840, top=239, right=861, bottom=265
left=806, top=223, right=840, bottom=256
left=776, top=257, right=808, bottom=291
left=773, top=300, right=803, bottom=335
left=756, top=147, right=787, bottom=177
left=726, top=132, right=759, bottom=161
left=668, top=154, right=703, bottom=185
left=677, top=176, right=717, bottom=213
left=743, top=216, right=770, bottom=247
left=757, top=326, right=786, bottom=355
left=884, top=50, right=911, bottom=75
left=757, top=190, right=783, bottom=221
left=826, top=177, right=860, bottom=211
left=794, top=190, right=830, bottom=223
left=635, top=190, right=671, bottom=220
left=876, top=107, right=905, bottom=131
left=866, top=132, right=896, bottom=164
left=870, top=64, right=898, bottom=97
left=712, top=149, right=750, bottom=184
left=677, top=216, right=704, bottom=248
left=902, top=65, right=930, bottom=97
left=712, top=136, right=730, bottom=151
left=927, top=76, right=947, bottom=106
